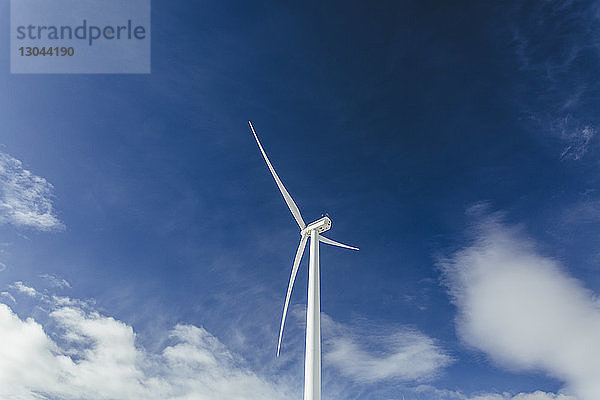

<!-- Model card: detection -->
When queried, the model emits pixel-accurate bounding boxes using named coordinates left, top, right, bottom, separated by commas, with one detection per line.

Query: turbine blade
left=249, top=121, right=306, bottom=229
left=319, top=235, right=359, bottom=251
left=277, top=234, right=309, bottom=357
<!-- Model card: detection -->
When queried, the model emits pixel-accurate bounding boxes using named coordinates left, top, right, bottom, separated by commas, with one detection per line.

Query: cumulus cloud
left=0, top=280, right=579, bottom=400
left=416, top=385, right=575, bottom=400
left=0, top=152, right=64, bottom=231
left=10, top=281, right=39, bottom=297
left=488, top=393, right=573, bottom=400
left=0, top=288, right=295, bottom=400
left=322, top=314, right=453, bottom=383
left=0, top=283, right=455, bottom=400
left=467, top=392, right=573, bottom=400
left=440, top=212, right=600, bottom=400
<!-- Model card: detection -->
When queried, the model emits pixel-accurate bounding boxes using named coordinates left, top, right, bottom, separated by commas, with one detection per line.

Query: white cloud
left=508, top=2, right=599, bottom=162
left=470, top=392, right=573, bottom=400
left=0, top=292, right=295, bottom=400
left=160, top=324, right=293, bottom=400
left=0, top=292, right=15, bottom=303
left=440, top=213, right=600, bottom=400
left=10, top=281, right=39, bottom=297
left=509, top=393, right=573, bottom=400
left=40, top=274, right=71, bottom=289
left=322, top=314, right=453, bottom=383
left=0, top=280, right=580, bottom=400
left=559, top=122, right=595, bottom=161
left=0, top=152, right=64, bottom=231
left=416, top=385, right=575, bottom=400
left=560, top=196, right=600, bottom=226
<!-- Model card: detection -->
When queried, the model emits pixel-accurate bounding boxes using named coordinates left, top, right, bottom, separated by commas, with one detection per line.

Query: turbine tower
left=249, top=121, right=358, bottom=400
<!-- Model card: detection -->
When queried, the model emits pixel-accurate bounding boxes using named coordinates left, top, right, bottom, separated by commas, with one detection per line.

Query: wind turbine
left=249, top=121, right=358, bottom=400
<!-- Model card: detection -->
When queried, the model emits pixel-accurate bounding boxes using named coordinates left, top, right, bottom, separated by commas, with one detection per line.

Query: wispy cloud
left=40, top=274, right=71, bottom=289
left=416, top=385, right=575, bottom=400
left=0, top=280, right=578, bottom=400
left=508, top=2, right=600, bottom=161
left=0, top=292, right=15, bottom=303
left=321, top=313, right=453, bottom=383
left=440, top=211, right=600, bottom=400
left=470, top=393, right=573, bottom=400
left=0, top=286, right=295, bottom=400
left=0, top=152, right=64, bottom=231
left=10, top=281, right=39, bottom=297
left=556, top=120, right=595, bottom=162
left=556, top=118, right=596, bottom=161
left=560, top=194, right=600, bottom=226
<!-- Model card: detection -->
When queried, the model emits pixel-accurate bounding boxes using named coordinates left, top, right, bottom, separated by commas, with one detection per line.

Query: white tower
left=249, top=121, right=358, bottom=400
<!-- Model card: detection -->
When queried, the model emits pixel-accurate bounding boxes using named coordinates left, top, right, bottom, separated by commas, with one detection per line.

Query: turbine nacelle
left=301, top=216, right=331, bottom=236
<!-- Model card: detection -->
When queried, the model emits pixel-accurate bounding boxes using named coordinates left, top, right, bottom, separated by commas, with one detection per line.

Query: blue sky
left=1, top=1, right=600, bottom=399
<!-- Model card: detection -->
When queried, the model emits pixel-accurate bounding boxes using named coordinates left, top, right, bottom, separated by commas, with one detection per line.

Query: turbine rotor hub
left=301, top=216, right=331, bottom=236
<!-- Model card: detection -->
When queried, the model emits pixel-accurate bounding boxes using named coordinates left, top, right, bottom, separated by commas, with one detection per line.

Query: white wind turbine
left=249, top=121, right=358, bottom=400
